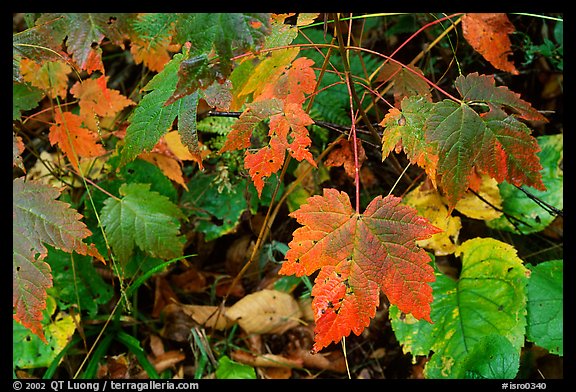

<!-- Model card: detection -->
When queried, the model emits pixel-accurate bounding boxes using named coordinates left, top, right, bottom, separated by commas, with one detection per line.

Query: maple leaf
left=221, top=99, right=284, bottom=152
left=462, top=13, right=519, bottom=75
left=382, top=74, right=546, bottom=211
left=70, top=75, right=135, bottom=128
left=425, top=75, right=546, bottom=209
left=12, top=15, right=69, bottom=82
left=279, top=188, right=441, bottom=352
left=174, top=13, right=270, bottom=80
left=129, top=13, right=180, bottom=73
left=244, top=137, right=286, bottom=193
left=49, top=109, right=106, bottom=171
left=100, top=183, right=186, bottom=264
left=221, top=56, right=318, bottom=196
left=35, top=13, right=134, bottom=74
left=13, top=178, right=103, bottom=342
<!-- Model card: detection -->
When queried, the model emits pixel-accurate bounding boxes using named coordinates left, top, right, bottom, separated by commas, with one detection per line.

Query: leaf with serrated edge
left=13, top=177, right=102, bottom=342
left=390, top=238, right=529, bottom=378
left=120, top=54, right=184, bottom=166
left=100, top=183, right=185, bottom=264
left=279, top=188, right=440, bottom=352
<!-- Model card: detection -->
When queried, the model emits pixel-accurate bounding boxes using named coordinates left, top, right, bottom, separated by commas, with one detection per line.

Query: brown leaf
left=149, top=351, right=186, bottom=374
left=324, top=138, right=366, bottom=179
left=151, top=276, right=179, bottom=318
left=170, top=265, right=208, bottom=294
left=230, top=350, right=303, bottom=369
left=159, top=303, right=196, bottom=342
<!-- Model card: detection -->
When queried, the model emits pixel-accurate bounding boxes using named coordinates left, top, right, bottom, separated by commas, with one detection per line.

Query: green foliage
left=181, top=171, right=249, bottom=241
left=100, top=183, right=186, bottom=264
left=487, top=134, right=563, bottom=234
left=120, top=54, right=184, bottom=165
left=46, top=247, right=113, bottom=317
left=215, top=356, right=256, bottom=379
left=13, top=81, right=44, bottom=120
left=390, top=238, right=529, bottom=378
left=13, top=297, right=76, bottom=369
left=526, top=260, right=563, bottom=355
left=294, top=28, right=381, bottom=127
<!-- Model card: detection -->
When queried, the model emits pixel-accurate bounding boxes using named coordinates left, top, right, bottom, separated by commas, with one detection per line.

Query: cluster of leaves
left=13, top=12, right=562, bottom=379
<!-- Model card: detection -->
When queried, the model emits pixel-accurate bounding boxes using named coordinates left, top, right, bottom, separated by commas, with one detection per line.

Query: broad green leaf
left=181, top=172, right=248, bottom=241
left=13, top=297, right=76, bottom=369
left=120, top=54, right=184, bottom=166
left=526, top=260, right=563, bottom=355
left=215, top=355, right=256, bottom=379
left=487, top=134, right=563, bottom=234
left=461, top=335, right=520, bottom=379
left=13, top=81, right=44, bottom=120
left=390, top=238, right=529, bottom=379
left=45, top=246, right=113, bottom=317
left=100, top=183, right=186, bottom=264
left=13, top=178, right=101, bottom=342
left=83, top=158, right=178, bottom=258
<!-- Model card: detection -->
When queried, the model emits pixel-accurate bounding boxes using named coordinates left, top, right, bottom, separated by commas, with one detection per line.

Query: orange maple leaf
left=49, top=109, right=106, bottom=171
left=70, top=75, right=135, bottom=129
left=130, top=35, right=181, bottom=73
left=462, top=13, right=519, bottom=75
left=244, top=137, right=286, bottom=193
left=222, top=56, right=318, bottom=196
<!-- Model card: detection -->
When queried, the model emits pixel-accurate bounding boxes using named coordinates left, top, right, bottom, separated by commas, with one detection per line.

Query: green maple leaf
left=384, top=73, right=546, bottom=211
left=100, top=183, right=186, bottom=264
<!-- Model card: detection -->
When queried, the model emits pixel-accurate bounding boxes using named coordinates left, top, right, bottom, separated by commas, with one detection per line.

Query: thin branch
left=514, top=185, right=563, bottom=217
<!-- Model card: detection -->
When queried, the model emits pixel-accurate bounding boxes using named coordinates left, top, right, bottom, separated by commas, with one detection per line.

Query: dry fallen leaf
left=179, top=304, right=235, bottom=330
left=226, top=289, right=303, bottom=335
left=454, top=174, right=503, bottom=220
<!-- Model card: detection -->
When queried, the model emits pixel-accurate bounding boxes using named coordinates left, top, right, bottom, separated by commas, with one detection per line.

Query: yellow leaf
left=454, top=174, right=503, bottom=220
left=403, top=183, right=461, bottom=256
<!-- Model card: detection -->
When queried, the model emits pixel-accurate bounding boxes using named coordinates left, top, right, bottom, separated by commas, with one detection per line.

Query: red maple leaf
left=279, top=188, right=441, bottom=352
left=221, top=55, right=318, bottom=196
